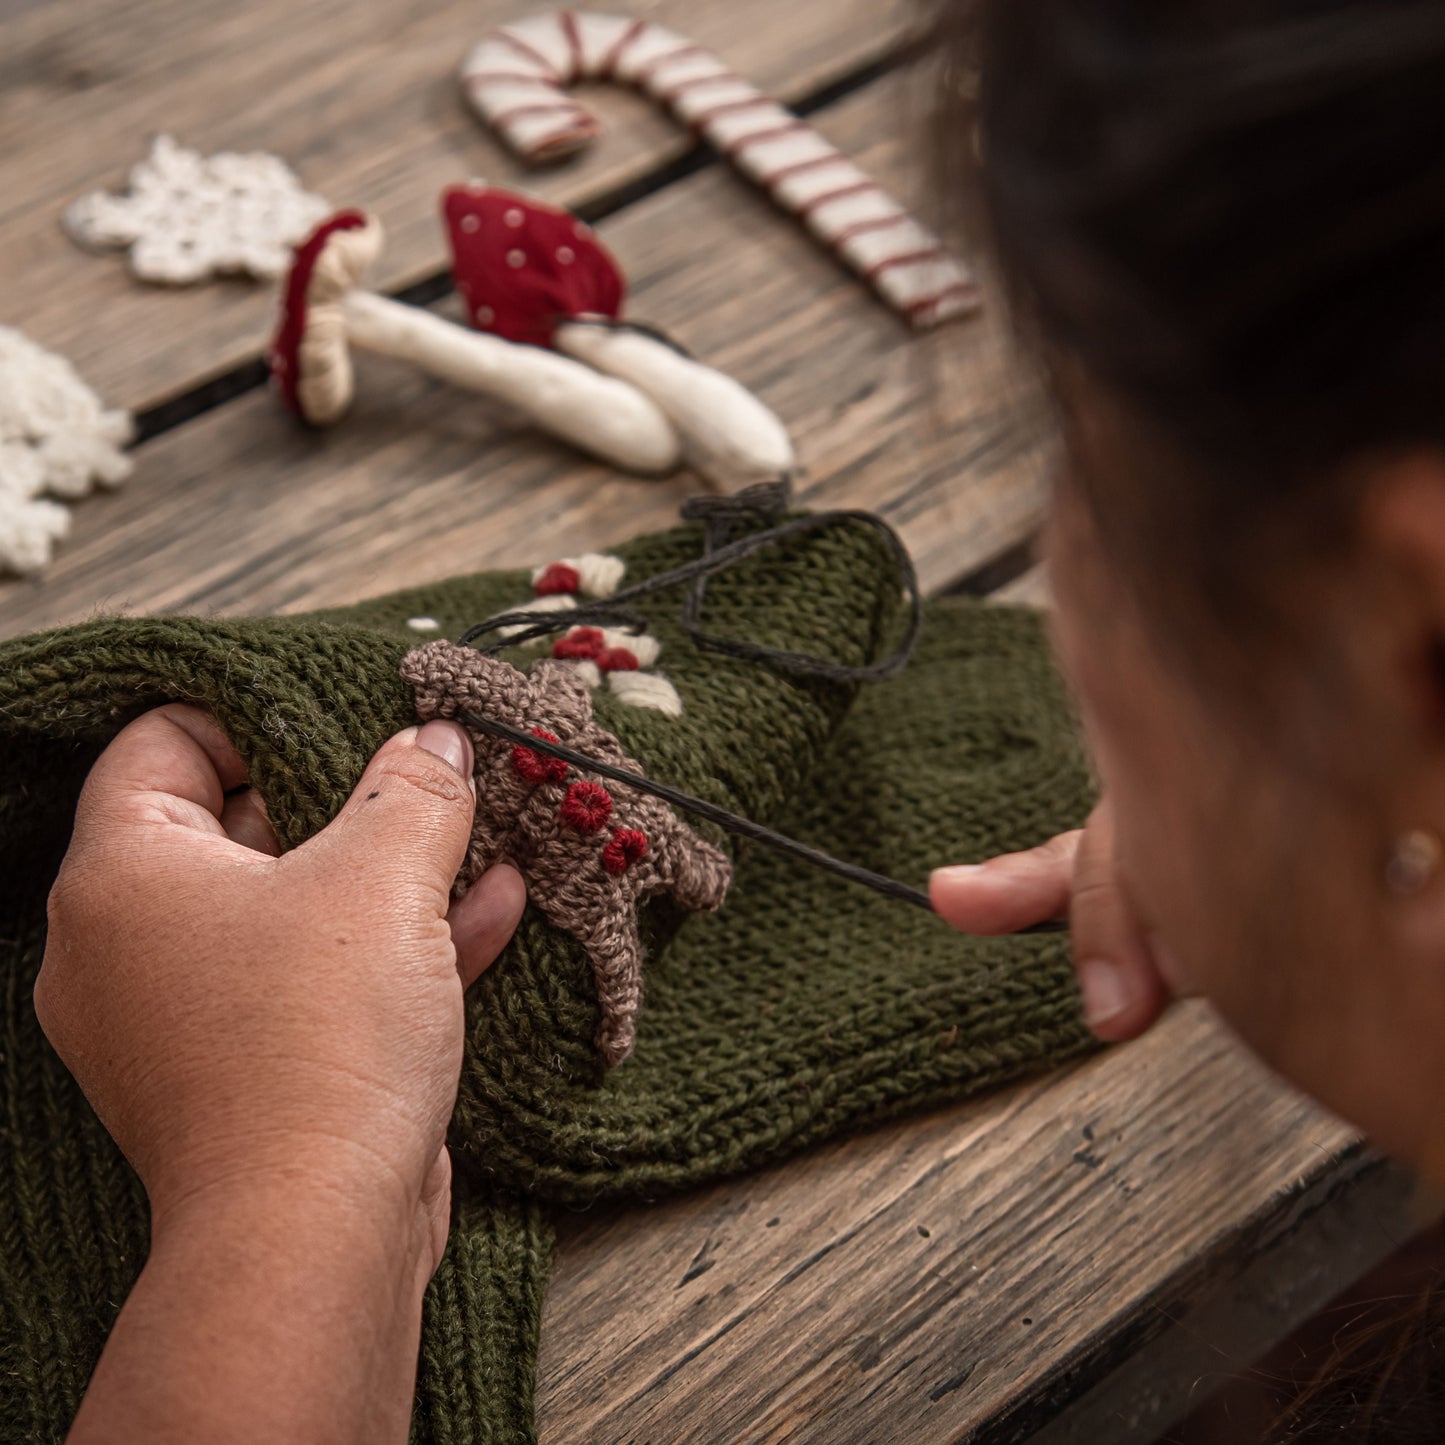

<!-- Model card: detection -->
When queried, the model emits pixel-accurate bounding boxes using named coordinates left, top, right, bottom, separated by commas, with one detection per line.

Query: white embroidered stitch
left=530, top=552, right=626, bottom=597
left=0, top=327, right=134, bottom=577
left=64, top=135, right=332, bottom=284
left=406, top=616, right=442, bottom=632
left=607, top=669, right=684, bottom=717
left=597, top=627, right=660, bottom=668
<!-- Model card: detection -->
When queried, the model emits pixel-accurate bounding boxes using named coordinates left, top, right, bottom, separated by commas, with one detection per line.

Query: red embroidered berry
left=603, top=828, right=648, bottom=874
left=560, top=780, right=613, bottom=833
left=552, top=627, right=605, bottom=662
left=511, top=728, right=568, bottom=784
left=534, top=562, right=580, bottom=596
left=595, top=646, right=639, bottom=673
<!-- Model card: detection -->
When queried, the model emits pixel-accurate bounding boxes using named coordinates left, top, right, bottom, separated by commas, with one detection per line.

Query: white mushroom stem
left=340, top=292, right=681, bottom=474
left=555, top=321, right=795, bottom=491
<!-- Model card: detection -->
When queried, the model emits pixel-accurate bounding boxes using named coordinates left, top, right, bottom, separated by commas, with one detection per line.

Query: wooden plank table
left=0, top=10, right=1422, bottom=1443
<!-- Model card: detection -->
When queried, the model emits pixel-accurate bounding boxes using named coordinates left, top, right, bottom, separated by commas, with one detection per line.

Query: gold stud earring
left=1386, top=829, right=1444, bottom=897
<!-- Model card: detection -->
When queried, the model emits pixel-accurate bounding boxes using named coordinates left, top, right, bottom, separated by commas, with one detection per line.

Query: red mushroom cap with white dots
left=442, top=184, right=625, bottom=348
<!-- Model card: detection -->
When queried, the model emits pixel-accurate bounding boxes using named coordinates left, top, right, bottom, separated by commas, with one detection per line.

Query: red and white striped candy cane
left=460, top=11, right=978, bottom=329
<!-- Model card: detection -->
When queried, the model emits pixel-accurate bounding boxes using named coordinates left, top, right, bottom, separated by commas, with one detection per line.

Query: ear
left=1358, top=453, right=1445, bottom=739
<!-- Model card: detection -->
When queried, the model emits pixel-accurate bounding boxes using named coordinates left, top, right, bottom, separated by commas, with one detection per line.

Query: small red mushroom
left=441, top=183, right=796, bottom=490
left=267, top=208, right=679, bottom=471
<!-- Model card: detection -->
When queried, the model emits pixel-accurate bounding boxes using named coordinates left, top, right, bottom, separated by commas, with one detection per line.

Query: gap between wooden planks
left=0, top=0, right=916, bottom=413
left=0, top=74, right=1047, bottom=639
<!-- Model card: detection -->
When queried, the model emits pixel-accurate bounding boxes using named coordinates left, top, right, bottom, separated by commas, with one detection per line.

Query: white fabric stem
left=556, top=322, right=795, bottom=490
left=341, top=291, right=681, bottom=474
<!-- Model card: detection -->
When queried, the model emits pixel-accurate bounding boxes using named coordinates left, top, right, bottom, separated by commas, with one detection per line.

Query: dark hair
left=935, top=0, right=1445, bottom=623
left=931, top=9, right=1445, bottom=1441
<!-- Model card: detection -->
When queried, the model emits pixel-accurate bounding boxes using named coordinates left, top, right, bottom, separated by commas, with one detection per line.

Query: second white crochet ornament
left=461, top=11, right=978, bottom=328
left=0, top=327, right=134, bottom=577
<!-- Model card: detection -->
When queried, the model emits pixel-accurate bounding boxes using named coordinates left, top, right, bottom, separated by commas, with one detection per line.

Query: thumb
left=298, top=720, right=477, bottom=902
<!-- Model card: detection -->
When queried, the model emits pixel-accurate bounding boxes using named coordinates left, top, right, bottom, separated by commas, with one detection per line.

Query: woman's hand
left=36, top=704, right=526, bottom=1445
left=930, top=799, right=1174, bottom=1041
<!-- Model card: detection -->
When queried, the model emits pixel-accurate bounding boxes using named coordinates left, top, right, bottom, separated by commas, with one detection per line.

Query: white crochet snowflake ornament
left=0, top=327, right=134, bottom=577
left=64, top=134, right=331, bottom=285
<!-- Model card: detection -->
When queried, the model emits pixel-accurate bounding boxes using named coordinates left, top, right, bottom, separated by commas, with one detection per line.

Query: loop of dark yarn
left=456, top=485, right=1063, bottom=935
left=461, top=480, right=923, bottom=683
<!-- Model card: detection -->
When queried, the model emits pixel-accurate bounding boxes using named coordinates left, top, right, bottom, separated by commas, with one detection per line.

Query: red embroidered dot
left=552, top=627, right=605, bottom=662
left=534, top=562, right=580, bottom=596
left=595, top=646, right=639, bottom=673
left=561, top=780, right=613, bottom=833
left=511, top=728, right=568, bottom=785
left=603, top=828, right=648, bottom=874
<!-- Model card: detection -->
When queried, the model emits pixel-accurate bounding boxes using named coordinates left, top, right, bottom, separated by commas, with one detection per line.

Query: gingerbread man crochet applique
left=401, top=639, right=732, bottom=1066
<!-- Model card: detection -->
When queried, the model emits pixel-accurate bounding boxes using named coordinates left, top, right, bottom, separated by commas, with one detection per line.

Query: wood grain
left=0, top=76, right=1046, bottom=637
left=0, top=26, right=1385, bottom=1442
left=0, top=0, right=919, bottom=412
left=534, top=1004, right=1384, bottom=1445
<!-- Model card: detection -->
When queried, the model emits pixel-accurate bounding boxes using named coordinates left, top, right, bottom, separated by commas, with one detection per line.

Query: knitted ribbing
left=0, top=514, right=1096, bottom=1443
left=413, top=1193, right=553, bottom=1445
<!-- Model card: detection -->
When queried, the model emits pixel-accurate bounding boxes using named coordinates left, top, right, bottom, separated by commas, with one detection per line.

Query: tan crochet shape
left=402, top=640, right=731, bottom=1066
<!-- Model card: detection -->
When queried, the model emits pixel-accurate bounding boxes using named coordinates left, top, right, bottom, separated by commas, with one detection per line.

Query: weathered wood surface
left=0, top=78, right=1045, bottom=637
left=0, top=16, right=1394, bottom=1443
left=535, top=1003, right=1380, bottom=1445
left=0, top=0, right=918, bottom=412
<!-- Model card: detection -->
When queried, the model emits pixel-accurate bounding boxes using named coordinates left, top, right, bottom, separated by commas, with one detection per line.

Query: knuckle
left=1070, top=873, right=1120, bottom=912
left=1039, top=830, right=1084, bottom=864
left=31, top=968, right=55, bottom=1038
left=45, top=863, right=88, bottom=937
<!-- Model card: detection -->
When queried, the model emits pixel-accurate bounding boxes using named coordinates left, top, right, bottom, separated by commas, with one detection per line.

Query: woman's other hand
left=930, top=799, right=1175, bottom=1042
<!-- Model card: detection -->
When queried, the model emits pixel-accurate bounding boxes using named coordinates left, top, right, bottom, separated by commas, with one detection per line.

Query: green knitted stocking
left=0, top=514, right=1096, bottom=1443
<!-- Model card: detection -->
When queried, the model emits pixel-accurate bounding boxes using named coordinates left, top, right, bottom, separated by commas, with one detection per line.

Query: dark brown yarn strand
left=461, top=481, right=925, bottom=684
left=458, top=710, right=1068, bottom=935
left=458, top=482, right=1063, bottom=934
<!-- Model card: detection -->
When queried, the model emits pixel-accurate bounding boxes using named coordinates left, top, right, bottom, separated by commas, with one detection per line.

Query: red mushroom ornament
left=443, top=185, right=796, bottom=491
left=268, top=209, right=679, bottom=473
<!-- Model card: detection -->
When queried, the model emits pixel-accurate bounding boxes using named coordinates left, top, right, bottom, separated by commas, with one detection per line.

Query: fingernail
left=931, top=864, right=985, bottom=885
left=1077, top=958, right=1131, bottom=1028
left=416, top=720, right=473, bottom=779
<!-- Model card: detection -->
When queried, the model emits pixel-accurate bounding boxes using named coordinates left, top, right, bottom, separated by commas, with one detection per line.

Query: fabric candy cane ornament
left=442, top=184, right=796, bottom=490
left=460, top=11, right=978, bottom=327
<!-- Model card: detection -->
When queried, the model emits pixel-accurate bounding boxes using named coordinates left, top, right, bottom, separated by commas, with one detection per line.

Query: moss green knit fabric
left=0, top=513, right=1096, bottom=1443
